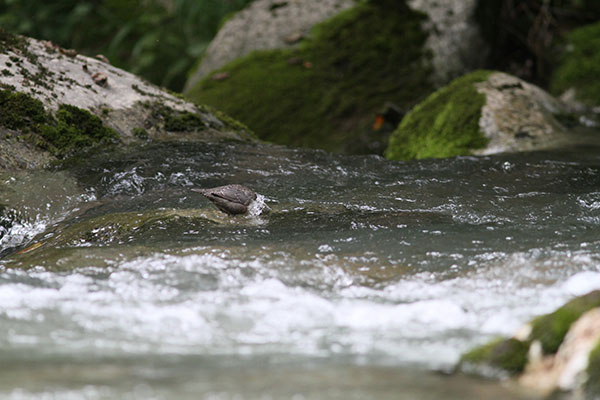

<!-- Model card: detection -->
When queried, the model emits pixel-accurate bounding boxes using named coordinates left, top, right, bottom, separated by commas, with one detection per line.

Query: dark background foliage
left=0, top=0, right=599, bottom=93
left=475, top=0, right=600, bottom=85
left=0, top=0, right=253, bottom=91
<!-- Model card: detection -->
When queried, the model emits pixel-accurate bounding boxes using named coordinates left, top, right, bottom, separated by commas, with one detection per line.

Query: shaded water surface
left=1, top=141, right=600, bottom=399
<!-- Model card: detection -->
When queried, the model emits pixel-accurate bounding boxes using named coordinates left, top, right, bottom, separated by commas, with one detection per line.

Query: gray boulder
left=183, top=0, right=356, bottom=92
left=408, top=0, right=487, bottom=85
left=184, top=0, right=487, bottom=93
left=475, top=72, right=571, bottom=155
left=0, top=32, right=254, bottom=171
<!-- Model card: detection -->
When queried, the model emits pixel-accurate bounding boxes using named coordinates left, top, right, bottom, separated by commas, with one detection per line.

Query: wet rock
left=528, top=291, right=600, bottom=356
left=183, top=0, right=356, bottom=92
left=385, top=70, right=578, bottom=160
left=587, top=339, right=600, bottom=398
left=460, top=337, right=529, bottom=377
left=0, top=30, right=255, bottom=171
left=519, top=308, right=600, bottom=394
left=459, top=290, right=600, bottom=397
left=5, top=209, right=213, bottom=266
left=0, top=136, right=53, bottom=170
left=3, top=205, right=277, bottom=270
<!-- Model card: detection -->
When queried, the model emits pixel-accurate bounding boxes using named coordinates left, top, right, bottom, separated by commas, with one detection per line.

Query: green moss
left=0, top=90, right=47, bottom=131
left=585, top=338, right=600, bottom=398
left=151, top=104, right=207, bottom=132
left=0, top=89, right=118, bottom=157
left=550, top=22, right=600, bottom=106
left=39, top=105, right=118, bottom=156
left=131, top=84, right=153, bottom=97
left=147, top=101, right=254, bottom=140
left=199, top=103, right=255, bottom=138
left=132, top=127, right=149, bottom=139
left=530, top=290, right=600, bottom=354
left=164, top=111, right=206, bottom=132
left=460, top=337, right=529, bottom=375
left=187, top=0, right=432, bottom=154
left=0, top=28, right=25, bottom=54
left=385, top=70, right=491, bottom=161
left=461, top=291, right=600, bottom=379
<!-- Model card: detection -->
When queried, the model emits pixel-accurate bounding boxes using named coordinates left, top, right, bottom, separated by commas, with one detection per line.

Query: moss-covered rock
left=460, top=337, right=529, bottom=376
left=460, top=291, right=600, bottom=388
left=530, top=290, right=600, bottom=355
left=0, top=90, right=47, bottom=130
left=0, top=30, right=257, bottom=170
left=41, top=104, right=118, bottom=156
left=385, top=70, right=490, bottom=160
left=184, top=0, right=356, bottom=91
left=550, top=21, right=600, bottom=107
left=187, top=0, right=433, bottom=154
left=0, top=89, right=118, bottom=157
left=585, top=338, right=600, bottom=398
left=385, top=70, right=576, bottom=161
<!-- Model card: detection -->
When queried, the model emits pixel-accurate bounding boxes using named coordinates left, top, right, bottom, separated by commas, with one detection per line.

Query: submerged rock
left=5, top=209, right=221, bottom=270
left=459, top=290, right=600, bottom=397
left=385, top=70, right=578, bottom=161
left=0, top=30, right=255, bottom=171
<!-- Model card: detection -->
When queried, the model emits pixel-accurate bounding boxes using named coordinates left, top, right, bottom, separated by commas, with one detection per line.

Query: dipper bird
left=192, top=184, right=269, bottom=216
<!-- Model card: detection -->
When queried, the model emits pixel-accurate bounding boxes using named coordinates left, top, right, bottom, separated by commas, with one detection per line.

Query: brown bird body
left=192, top=184, right=258, bottom=215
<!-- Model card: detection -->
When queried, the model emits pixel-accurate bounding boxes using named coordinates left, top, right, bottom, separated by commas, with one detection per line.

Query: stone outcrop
left=0, top=31, right=254, bottom=171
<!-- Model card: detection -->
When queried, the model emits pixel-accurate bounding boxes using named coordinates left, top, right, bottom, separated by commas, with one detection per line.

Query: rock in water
left=192, top=184, right=269, bottom=216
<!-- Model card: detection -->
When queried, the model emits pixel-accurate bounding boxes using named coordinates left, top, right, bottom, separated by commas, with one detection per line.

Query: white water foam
left=1, top=248, right=597, bottom=368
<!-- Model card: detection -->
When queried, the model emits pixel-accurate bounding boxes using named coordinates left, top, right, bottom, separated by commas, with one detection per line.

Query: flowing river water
left=2, top=141, right=600, bottom=399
